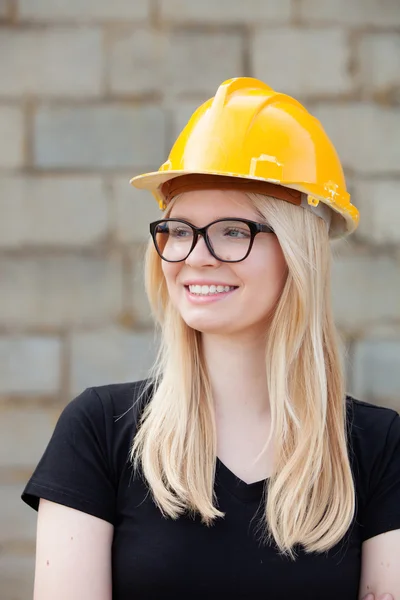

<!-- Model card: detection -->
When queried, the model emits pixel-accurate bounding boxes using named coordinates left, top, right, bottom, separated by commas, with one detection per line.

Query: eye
left=223, top=227, right=250, bottom=239
left=156, top=224, right=169, bottom=234
left=170, top=226, right=192, bottom=238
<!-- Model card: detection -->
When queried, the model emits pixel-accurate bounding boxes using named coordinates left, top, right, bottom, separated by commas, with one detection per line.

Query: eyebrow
left=166, top=216, right=253, bottom=221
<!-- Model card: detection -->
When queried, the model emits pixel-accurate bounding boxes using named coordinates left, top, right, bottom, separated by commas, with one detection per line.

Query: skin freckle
left=46, top=560, right=49, bottom=566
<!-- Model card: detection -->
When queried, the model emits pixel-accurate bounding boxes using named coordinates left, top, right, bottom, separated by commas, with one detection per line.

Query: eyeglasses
left=149, top=218, right=274, bottom=263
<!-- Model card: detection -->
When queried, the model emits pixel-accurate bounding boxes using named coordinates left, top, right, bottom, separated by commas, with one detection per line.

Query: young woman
left=22, top=78, right=399, bottom=599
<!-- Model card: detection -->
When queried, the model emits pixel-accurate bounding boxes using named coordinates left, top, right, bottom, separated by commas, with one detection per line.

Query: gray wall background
left=0, top=0, right=399, bottom=597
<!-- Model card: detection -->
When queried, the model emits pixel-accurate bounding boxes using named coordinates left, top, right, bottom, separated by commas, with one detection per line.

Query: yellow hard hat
left=130, top=77, right=359, bottom=237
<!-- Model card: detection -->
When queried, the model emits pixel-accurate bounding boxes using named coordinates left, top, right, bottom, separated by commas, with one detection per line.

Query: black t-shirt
left=22, top=381, right=400, bottom=599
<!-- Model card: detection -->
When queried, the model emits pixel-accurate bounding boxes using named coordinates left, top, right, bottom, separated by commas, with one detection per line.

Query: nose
left=185, top=234, right=219, bottom=267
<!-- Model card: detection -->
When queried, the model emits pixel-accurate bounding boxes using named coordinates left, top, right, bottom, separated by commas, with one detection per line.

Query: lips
left=190, top=284, right=235, bottom=294
left=182, top=281, right=238, bottom=287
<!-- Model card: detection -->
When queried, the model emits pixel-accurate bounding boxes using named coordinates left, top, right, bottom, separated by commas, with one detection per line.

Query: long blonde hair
left=131, top=192, right=355, bottom=559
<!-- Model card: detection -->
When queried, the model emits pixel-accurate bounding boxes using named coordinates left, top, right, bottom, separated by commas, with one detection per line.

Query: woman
left=22, top=78, right=399, bottom=599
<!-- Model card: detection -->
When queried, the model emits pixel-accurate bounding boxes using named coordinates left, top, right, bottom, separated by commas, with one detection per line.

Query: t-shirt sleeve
left=21, top=387, right=116, bottom=524
left=361, top=412, right=400, bottom=542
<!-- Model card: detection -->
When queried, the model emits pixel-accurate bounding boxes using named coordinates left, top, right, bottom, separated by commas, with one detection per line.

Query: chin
left=182, top=313, right=242, bottom=336
left=182, top=314, right=231, bottom=335
left=180, top=306, right=271, bottom=338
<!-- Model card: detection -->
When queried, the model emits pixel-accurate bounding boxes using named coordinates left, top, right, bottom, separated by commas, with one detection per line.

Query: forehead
left=168, top=189, right=259, bottom=224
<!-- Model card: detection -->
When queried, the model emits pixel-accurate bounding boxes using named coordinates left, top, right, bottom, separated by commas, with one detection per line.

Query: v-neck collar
left=215, top=458, right=268, bottom=502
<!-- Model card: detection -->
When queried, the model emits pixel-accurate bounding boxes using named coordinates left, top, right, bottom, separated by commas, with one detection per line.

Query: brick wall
left=1, top=1, right=400, bottom=596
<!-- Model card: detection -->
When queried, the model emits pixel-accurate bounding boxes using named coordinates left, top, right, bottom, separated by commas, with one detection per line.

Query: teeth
left=188, top=284, right=236, bottom=296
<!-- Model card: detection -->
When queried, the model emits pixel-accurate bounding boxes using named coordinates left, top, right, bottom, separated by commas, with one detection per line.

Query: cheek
left=242, top=241, right=287, bottom=294
left=270, top=244, right=288, bottom=286
left=161, top=262, right=181, bottom=293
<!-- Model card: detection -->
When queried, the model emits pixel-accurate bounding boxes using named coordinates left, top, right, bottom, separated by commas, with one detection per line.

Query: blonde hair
left=131, top=192, right=355, bottom=559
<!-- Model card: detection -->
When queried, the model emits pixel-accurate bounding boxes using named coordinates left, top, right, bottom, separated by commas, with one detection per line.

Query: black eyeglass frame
left=149, top=217, right=275, bottom=263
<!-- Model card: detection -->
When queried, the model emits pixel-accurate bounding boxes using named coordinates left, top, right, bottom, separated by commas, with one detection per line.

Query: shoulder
left=64, top=379, right=154, bottom=425
left=346, top=395, right=399, bottom=444
left=22, top=379, right=155, bottom=521
left=346, top=395, right=400, bottom=494
left=56, top=379, right=155, bottom=465
left=346, top=396, right=400, bottom=542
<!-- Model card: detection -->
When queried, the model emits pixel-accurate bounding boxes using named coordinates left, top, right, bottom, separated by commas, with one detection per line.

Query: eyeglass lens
left=154, top=220, right=253, bottom=262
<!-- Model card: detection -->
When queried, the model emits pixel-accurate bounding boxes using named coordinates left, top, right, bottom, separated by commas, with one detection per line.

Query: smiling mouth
left=185, top=284, right=238, bottom=296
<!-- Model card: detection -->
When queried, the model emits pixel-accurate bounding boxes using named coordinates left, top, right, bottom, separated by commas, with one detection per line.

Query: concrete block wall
left=1, top=0, right=399, bottom=596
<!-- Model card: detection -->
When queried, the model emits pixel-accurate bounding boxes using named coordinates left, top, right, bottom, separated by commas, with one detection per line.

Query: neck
left=201, top=331, right=270, bottom=421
